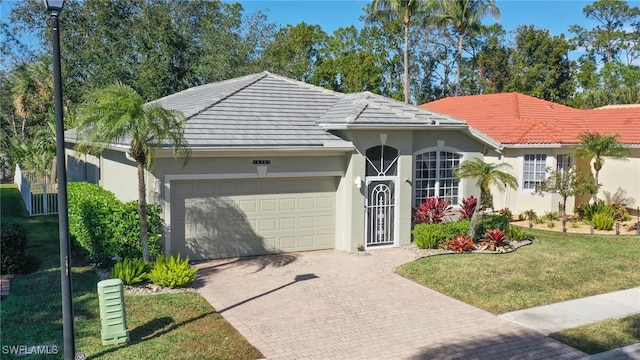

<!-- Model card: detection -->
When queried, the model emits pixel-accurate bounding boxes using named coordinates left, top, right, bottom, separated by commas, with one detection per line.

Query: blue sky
left=233, top=0, right=637, bottom=37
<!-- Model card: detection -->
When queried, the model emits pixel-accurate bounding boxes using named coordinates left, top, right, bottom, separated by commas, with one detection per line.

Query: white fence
left=14, top=165, right=58, bottom=216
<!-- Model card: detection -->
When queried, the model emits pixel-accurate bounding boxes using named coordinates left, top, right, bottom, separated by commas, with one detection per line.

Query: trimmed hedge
left=475, top=214, right=510, bottom=240
left=1, top=222, right=28, bottom=274
left=67, top=182, right=162, bottom=264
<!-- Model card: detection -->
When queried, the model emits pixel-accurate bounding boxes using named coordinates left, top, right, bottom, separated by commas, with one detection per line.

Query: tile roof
left=68, top=72, right=486, bottom=150
left=421, top=92, right=640, bottom=145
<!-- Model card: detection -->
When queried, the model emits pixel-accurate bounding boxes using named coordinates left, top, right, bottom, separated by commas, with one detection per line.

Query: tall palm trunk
left=592, top=169, right=600, bottom=203
left=456, top=34, right=464, bottom=95
left=137, top=161, right=151, bottom=263
left=403, top=13, right=411, bottom=104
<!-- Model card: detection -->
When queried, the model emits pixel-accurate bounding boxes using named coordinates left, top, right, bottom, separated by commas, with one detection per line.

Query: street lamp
left=44, top=1, right=75, bottom=359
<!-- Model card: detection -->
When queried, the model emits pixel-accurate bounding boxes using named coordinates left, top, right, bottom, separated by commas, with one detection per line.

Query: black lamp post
left=44, top=1, right=75, bottom=359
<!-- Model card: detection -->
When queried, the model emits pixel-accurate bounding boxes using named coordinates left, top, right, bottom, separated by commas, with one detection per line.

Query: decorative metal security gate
left=366, top=179, right=395, bottom=247
left=365, top=144, right=398, bottom=248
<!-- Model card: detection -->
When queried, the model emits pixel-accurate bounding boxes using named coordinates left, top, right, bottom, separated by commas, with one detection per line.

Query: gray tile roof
left=66, top=72, right=487, bottom=150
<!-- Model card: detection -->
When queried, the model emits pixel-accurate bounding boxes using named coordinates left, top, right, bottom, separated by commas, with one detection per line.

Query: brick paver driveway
left=194, top=248, right=586, bottom=360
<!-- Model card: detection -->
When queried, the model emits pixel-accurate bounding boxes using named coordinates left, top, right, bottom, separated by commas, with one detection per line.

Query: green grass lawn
left=397, top=227, right=640, bottom=314
left=0, top=184, right=262, bottom=360
left=550, top=314, right=640, bottom=355
left=397, top=227, right=640, bottom=354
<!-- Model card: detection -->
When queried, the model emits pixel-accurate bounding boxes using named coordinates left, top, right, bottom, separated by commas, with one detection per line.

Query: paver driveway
left=194, top=248, right=586, bottom=360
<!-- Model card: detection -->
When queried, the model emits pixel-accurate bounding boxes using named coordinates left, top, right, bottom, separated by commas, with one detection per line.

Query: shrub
left=444, top=235, right=476, bottom=253
left=603, top=187, right=635, bottom=207
left=458, top=196, right=477, bottom=220
left=498, top=208, right=513, bottom=221
left=1, top=223, right=28, bottom=274
left=523, top=209, right=537, bottom=221
left=506, top=225, right=531, bottom=241
left=148, top=254, right=198, bottom=288
left=592, top=213, right=615, bottom=231
left=412, top=198, right=454, bottom=224
left=543, top=211, right=559, bottom=221
left=547, top=221, right=556, bottom=228
left=575, top=201, right=609, bottom=221
left=110, top=258, right=149, bottom=285
left=67, top=182, right=162, bottom=264
left=479, top=228, right=510, bottom=251
left=412, top=221, right=471, bottom=249
left=474, top=214, right=509, bottom=240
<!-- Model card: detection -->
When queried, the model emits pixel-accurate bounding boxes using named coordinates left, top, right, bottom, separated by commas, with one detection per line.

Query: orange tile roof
left=421, top=92, right=640, bottom=145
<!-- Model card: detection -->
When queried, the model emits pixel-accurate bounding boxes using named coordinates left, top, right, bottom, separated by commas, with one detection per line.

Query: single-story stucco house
left=421, top=93, right=640, bottom=217
left=66, top=72, right=502, bottom=260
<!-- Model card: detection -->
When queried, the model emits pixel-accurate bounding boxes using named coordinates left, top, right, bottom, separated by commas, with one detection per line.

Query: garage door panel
left=172, top=177, right=337, bottom=260
left=279, top=217, right=296, bottom=230
left=279, top=198, right=296, bottom=211
left=260, top=199, right=277, bottom=212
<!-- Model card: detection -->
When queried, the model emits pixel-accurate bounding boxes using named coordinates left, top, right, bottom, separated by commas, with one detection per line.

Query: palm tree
left=436, top=0, right=500, bottom=95
left=11, top=61, right=54, bottom=140
left=74, top=82, right=191, bottom=262
left=367, top=0, right=434, bottom=104
left=577, top=132, right=628, bottom=202
left=455, top=158, right=517, bottom=239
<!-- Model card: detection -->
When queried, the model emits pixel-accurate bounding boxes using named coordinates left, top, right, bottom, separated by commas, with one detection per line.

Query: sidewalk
left=500, top=287, right=640, bottom=359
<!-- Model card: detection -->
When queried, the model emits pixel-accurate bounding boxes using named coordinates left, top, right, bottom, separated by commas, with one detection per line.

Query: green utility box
left=97, top=278, right=129, bottom=346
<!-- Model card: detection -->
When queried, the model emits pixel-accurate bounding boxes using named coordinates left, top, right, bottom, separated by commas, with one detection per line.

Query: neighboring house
left=421, top=93, right=640, bottom=216
left=66, top=72, right=500, bottom=260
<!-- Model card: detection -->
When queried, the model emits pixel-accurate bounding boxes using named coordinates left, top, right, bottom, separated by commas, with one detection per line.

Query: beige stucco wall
left=595, top=147, right=640, bottom=212
left=488, top=147, right=585, bottom=217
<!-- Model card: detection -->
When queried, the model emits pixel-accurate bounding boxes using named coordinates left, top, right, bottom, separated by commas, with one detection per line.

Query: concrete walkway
left=500, top=288, right=640, bottom=336
left=194, top=248, right=587, bottom=359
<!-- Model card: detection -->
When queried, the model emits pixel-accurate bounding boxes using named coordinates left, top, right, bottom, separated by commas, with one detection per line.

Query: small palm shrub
left=148, top=254, right=198, bottom=288
left=575, top=201, right=609, bottom=221
left=543, top=211, right=559, bottom=221
left=444, top=235, right=476, bottom=253
left=458, top=196, right=477, bottom=220
left=592, top=213, right=615, bottom=231
left=412, top=198, right=454, bottom=224
left=412, top=221, right=470, bottom=249
left=110, top=258, right=148, bottom=285
left=506, top=225, right=531, bottom=242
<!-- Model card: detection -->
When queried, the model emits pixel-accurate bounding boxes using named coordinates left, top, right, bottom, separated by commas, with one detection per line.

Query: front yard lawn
left=396, top=228, right=640, bottom=314
left=550, top=314, right=640, bottom=355
left=0, top=184, right=262, bottom=359
left=397, top=227, right=640, bottom=354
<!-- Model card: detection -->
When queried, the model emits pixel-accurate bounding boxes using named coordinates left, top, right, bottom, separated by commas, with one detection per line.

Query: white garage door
left=171, top=177, right=337, bottom=260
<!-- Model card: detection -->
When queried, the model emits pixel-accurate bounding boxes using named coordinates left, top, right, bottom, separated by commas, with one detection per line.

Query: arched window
left=366, top=145, right=398, bottom=177
left=414, top=151, right=461, bottom=205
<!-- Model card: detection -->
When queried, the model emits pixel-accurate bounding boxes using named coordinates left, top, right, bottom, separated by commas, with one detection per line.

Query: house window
left=415, top=151, right=461, bottom=205
left=523, top=154, right=547, bottom=190
left=556, top=154, right=573, bottom=173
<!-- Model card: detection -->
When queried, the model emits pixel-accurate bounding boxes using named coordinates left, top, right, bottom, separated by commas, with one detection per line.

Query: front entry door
left=366, top=178, right=396, bottom=247
left=364, top=144, right=399, bottom=248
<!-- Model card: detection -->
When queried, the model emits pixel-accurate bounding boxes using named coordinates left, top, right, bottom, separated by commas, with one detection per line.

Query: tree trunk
left=468, top=208, right=482, bottom=241
left=456, top=33, right=463, bottom=95
left=137, top=161, right=150, bottom=263
left=403, top=18, right=410, bottom=104
left=592, top=169, right=599, bottom=203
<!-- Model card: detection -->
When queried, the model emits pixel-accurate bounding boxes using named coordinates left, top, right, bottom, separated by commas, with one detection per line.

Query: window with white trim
left=414, top=151, right=461, bottom=205
left=523, top=154, right=547, bottom=190
left=556, top=154, right=573, bottom=173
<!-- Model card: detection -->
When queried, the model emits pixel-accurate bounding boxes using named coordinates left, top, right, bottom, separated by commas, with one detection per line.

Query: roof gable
left=421, top=93, right=639, bottom=145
